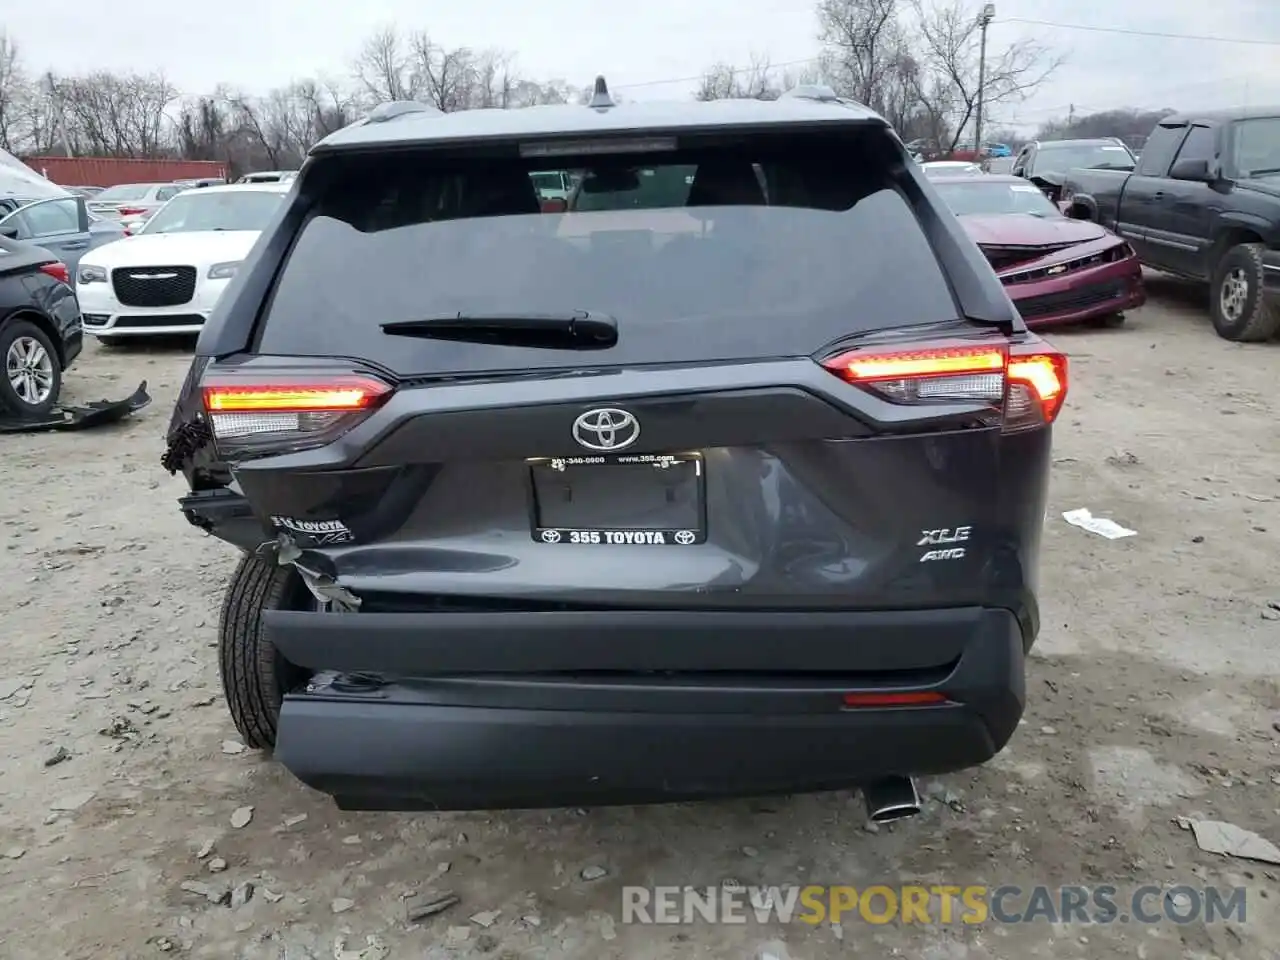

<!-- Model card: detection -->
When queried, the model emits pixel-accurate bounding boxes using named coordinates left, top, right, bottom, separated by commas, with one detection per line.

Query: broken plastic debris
left=1062, top=508, right=1136, bottom=540
left=332, top=935, right=389, bottom=960
left=1188, top=819, right=1280, bottom=864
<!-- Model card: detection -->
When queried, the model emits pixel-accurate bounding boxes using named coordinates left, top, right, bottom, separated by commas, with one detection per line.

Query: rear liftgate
left=189, top=336, right=1066, bottom=807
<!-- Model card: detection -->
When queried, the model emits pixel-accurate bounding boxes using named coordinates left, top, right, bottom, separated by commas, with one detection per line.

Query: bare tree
left=910, top=0, right=1062, bottom=153
left=817, top=0, right=900, bottom=107
left=352, top=26, right=415, bottom=104
left=50, top=70, right=177, bottom=156
left=0, top=31, right=30, bottom=151
left=696, top=54, right=784, bottom=101
left=0, top=24, right=578, bottom=174
left=1036, top=107, right=1173, bottom=148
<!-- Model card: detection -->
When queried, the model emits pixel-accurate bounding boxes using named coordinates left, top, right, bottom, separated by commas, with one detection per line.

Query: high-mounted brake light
left=821, top=338, right=1067, bottom=433
left=200, top=372, right=393, bottom=461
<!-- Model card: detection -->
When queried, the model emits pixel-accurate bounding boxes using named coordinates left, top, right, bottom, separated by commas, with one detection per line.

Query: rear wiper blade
left=381, top=311, right=618, bottom=349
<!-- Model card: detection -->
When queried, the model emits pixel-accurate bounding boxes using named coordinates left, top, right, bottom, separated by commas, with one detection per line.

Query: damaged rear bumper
left=265, top=605, right=1027, bottom=811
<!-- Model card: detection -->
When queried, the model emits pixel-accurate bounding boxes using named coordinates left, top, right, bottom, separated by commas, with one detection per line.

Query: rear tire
left=1210, top=243, right=1280, bottom=342
left=218, top=554, right=311, bottom=750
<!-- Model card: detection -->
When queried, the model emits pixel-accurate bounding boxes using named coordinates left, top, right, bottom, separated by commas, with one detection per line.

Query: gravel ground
left=1, top=273, right=1278, bottom=960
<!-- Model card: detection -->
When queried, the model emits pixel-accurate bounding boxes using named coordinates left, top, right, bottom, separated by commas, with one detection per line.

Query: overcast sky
left=7, top=0, right=1280, bottom=133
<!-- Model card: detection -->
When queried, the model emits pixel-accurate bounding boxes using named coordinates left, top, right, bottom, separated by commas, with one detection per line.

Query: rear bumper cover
left=267, top=606, right=1028, bottom=810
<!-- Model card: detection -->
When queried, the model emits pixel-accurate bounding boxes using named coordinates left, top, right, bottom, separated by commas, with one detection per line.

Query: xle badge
left=918, top=526, right=970, bottom=562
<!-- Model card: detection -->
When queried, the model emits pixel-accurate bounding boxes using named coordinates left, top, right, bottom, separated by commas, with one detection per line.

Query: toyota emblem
left=572, top=408, right=640, bottom=452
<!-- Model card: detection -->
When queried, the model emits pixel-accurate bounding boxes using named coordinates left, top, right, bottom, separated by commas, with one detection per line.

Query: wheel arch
left=0, top=307, right=65, bottom=366
left=1209, top=225, right=1266, bottom=268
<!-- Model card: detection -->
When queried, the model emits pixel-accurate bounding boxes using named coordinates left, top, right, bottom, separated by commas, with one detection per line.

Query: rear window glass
left=260, top=131, right=959, bottom=375
left=933, top=179, right=1060, bottom=217
left=143, top=189, right=283, bottom=234
left=94, top=184, right=153, bottom=202
left=1032, top=143, right=1134, bottom=174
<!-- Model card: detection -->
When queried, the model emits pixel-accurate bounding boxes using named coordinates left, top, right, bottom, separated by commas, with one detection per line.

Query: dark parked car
left=162, top=83, right=1069, bottom=815
left=932, top=174, right=1144, bottom=328
left=1011, top=138, right=1137, bottom=202
left=1061, top=107, right=1280, bottom=342
left=0, top=235, right=82, bottom=417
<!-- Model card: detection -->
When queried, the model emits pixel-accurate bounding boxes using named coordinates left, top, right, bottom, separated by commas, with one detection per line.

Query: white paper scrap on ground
left=1062, top=508, right=1137, bottom=539
left=1189, top=820, right=1280, bottom=865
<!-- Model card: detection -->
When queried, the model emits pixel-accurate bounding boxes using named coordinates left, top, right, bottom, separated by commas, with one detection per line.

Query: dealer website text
left=621, top=884, right=1249, bottom=926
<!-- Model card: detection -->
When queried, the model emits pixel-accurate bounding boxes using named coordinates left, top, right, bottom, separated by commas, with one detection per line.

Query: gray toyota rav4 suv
left=163, top=81, right=1068, bottom=816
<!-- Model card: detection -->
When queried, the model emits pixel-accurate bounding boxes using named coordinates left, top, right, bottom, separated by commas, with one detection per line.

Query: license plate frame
left=527, top=453, right=706, bottom=546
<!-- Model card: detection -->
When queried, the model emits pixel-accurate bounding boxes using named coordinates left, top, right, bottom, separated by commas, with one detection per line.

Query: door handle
left=60, top=240, right=89, bottom=250
left=1152, top=191, right=1165, bottom=200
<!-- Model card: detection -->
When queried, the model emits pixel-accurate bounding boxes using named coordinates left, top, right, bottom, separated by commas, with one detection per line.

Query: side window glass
left=1135, top=125, right=1186, bottom=176
left=1172, top=125, right=1216, bottom=166
left=157, top=187, right=179, bottom=201
left=0, top=209, right=30, bottom=238
left=21, top=199, right=79, bottom=237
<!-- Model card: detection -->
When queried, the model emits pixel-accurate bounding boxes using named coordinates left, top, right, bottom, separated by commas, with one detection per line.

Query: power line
left=1002, top=17, right=1280, bottom=47
left=622, top=19, right=1280, bottom=92
left=615, top=56, right=820, bottom=91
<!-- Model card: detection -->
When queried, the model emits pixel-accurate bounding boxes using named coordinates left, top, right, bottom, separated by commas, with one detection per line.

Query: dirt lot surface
left=2, top=273, right=1278, bottom=960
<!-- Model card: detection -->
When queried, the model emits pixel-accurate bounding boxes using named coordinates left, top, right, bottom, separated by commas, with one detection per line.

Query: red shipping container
left=21, top=156, right=227, bottom=188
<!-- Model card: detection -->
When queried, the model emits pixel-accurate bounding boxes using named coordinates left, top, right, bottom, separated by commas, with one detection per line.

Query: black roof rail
left=364, top=100, right=441, bottom=124
left=779, top=84, right=841, bottom=103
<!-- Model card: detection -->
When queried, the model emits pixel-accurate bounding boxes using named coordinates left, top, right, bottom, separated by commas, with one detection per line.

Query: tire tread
left=1213, top=243, right=1280, bottom=343
left=218, top=555, right=293, bottom=750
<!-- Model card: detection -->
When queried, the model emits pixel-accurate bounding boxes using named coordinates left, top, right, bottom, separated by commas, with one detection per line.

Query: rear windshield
left=1033, top=143, right=1135, bottom=174
left=143, top=189, right=283, bottom=234
left=94, top=184, right=154, bottom=202
left=259, top=130, right=959, bottom=375
left=530, top=172, right=567, bottom=192
left=933, top=179, right=1061, bottom=217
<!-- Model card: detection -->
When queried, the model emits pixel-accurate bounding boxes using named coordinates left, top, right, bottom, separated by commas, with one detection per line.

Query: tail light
left=39, top=262, right=70, bottom=286
left=117, top=206, right=147, bottom=217
left=821, top=338, right=1067, bottom=433
left=200, top=370, right=393, bottom=460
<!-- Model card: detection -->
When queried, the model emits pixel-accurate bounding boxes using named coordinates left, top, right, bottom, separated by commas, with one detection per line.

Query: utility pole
left=974, top=3, right=995, bottom=156
left=44, top=71, right=72, bottom=157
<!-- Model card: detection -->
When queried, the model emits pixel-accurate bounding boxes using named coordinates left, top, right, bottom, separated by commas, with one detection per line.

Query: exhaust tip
left=863, top=776, right=921, bottom=823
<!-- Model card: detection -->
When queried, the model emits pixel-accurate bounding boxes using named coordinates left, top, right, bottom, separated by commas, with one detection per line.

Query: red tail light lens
left=1008, top=346, right=1067, bottom=427
left=117, top=206, right=147, bottom=216
left=821, top=338, right=1067, bottom=433
left=200, top=372, right=393, bottom=460
left=39, top=262, right=70, bottom=286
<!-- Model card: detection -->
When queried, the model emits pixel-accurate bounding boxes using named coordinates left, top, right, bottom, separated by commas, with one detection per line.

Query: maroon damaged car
left=932, top=174, right=1145, bottom=328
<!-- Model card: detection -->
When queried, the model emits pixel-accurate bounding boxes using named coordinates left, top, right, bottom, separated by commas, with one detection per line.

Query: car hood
left=1238, top=175, right=1280, bottom=200
left=79, top=230, right=262, bottom=269
left=957, top=213, right=1109, bottom=247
